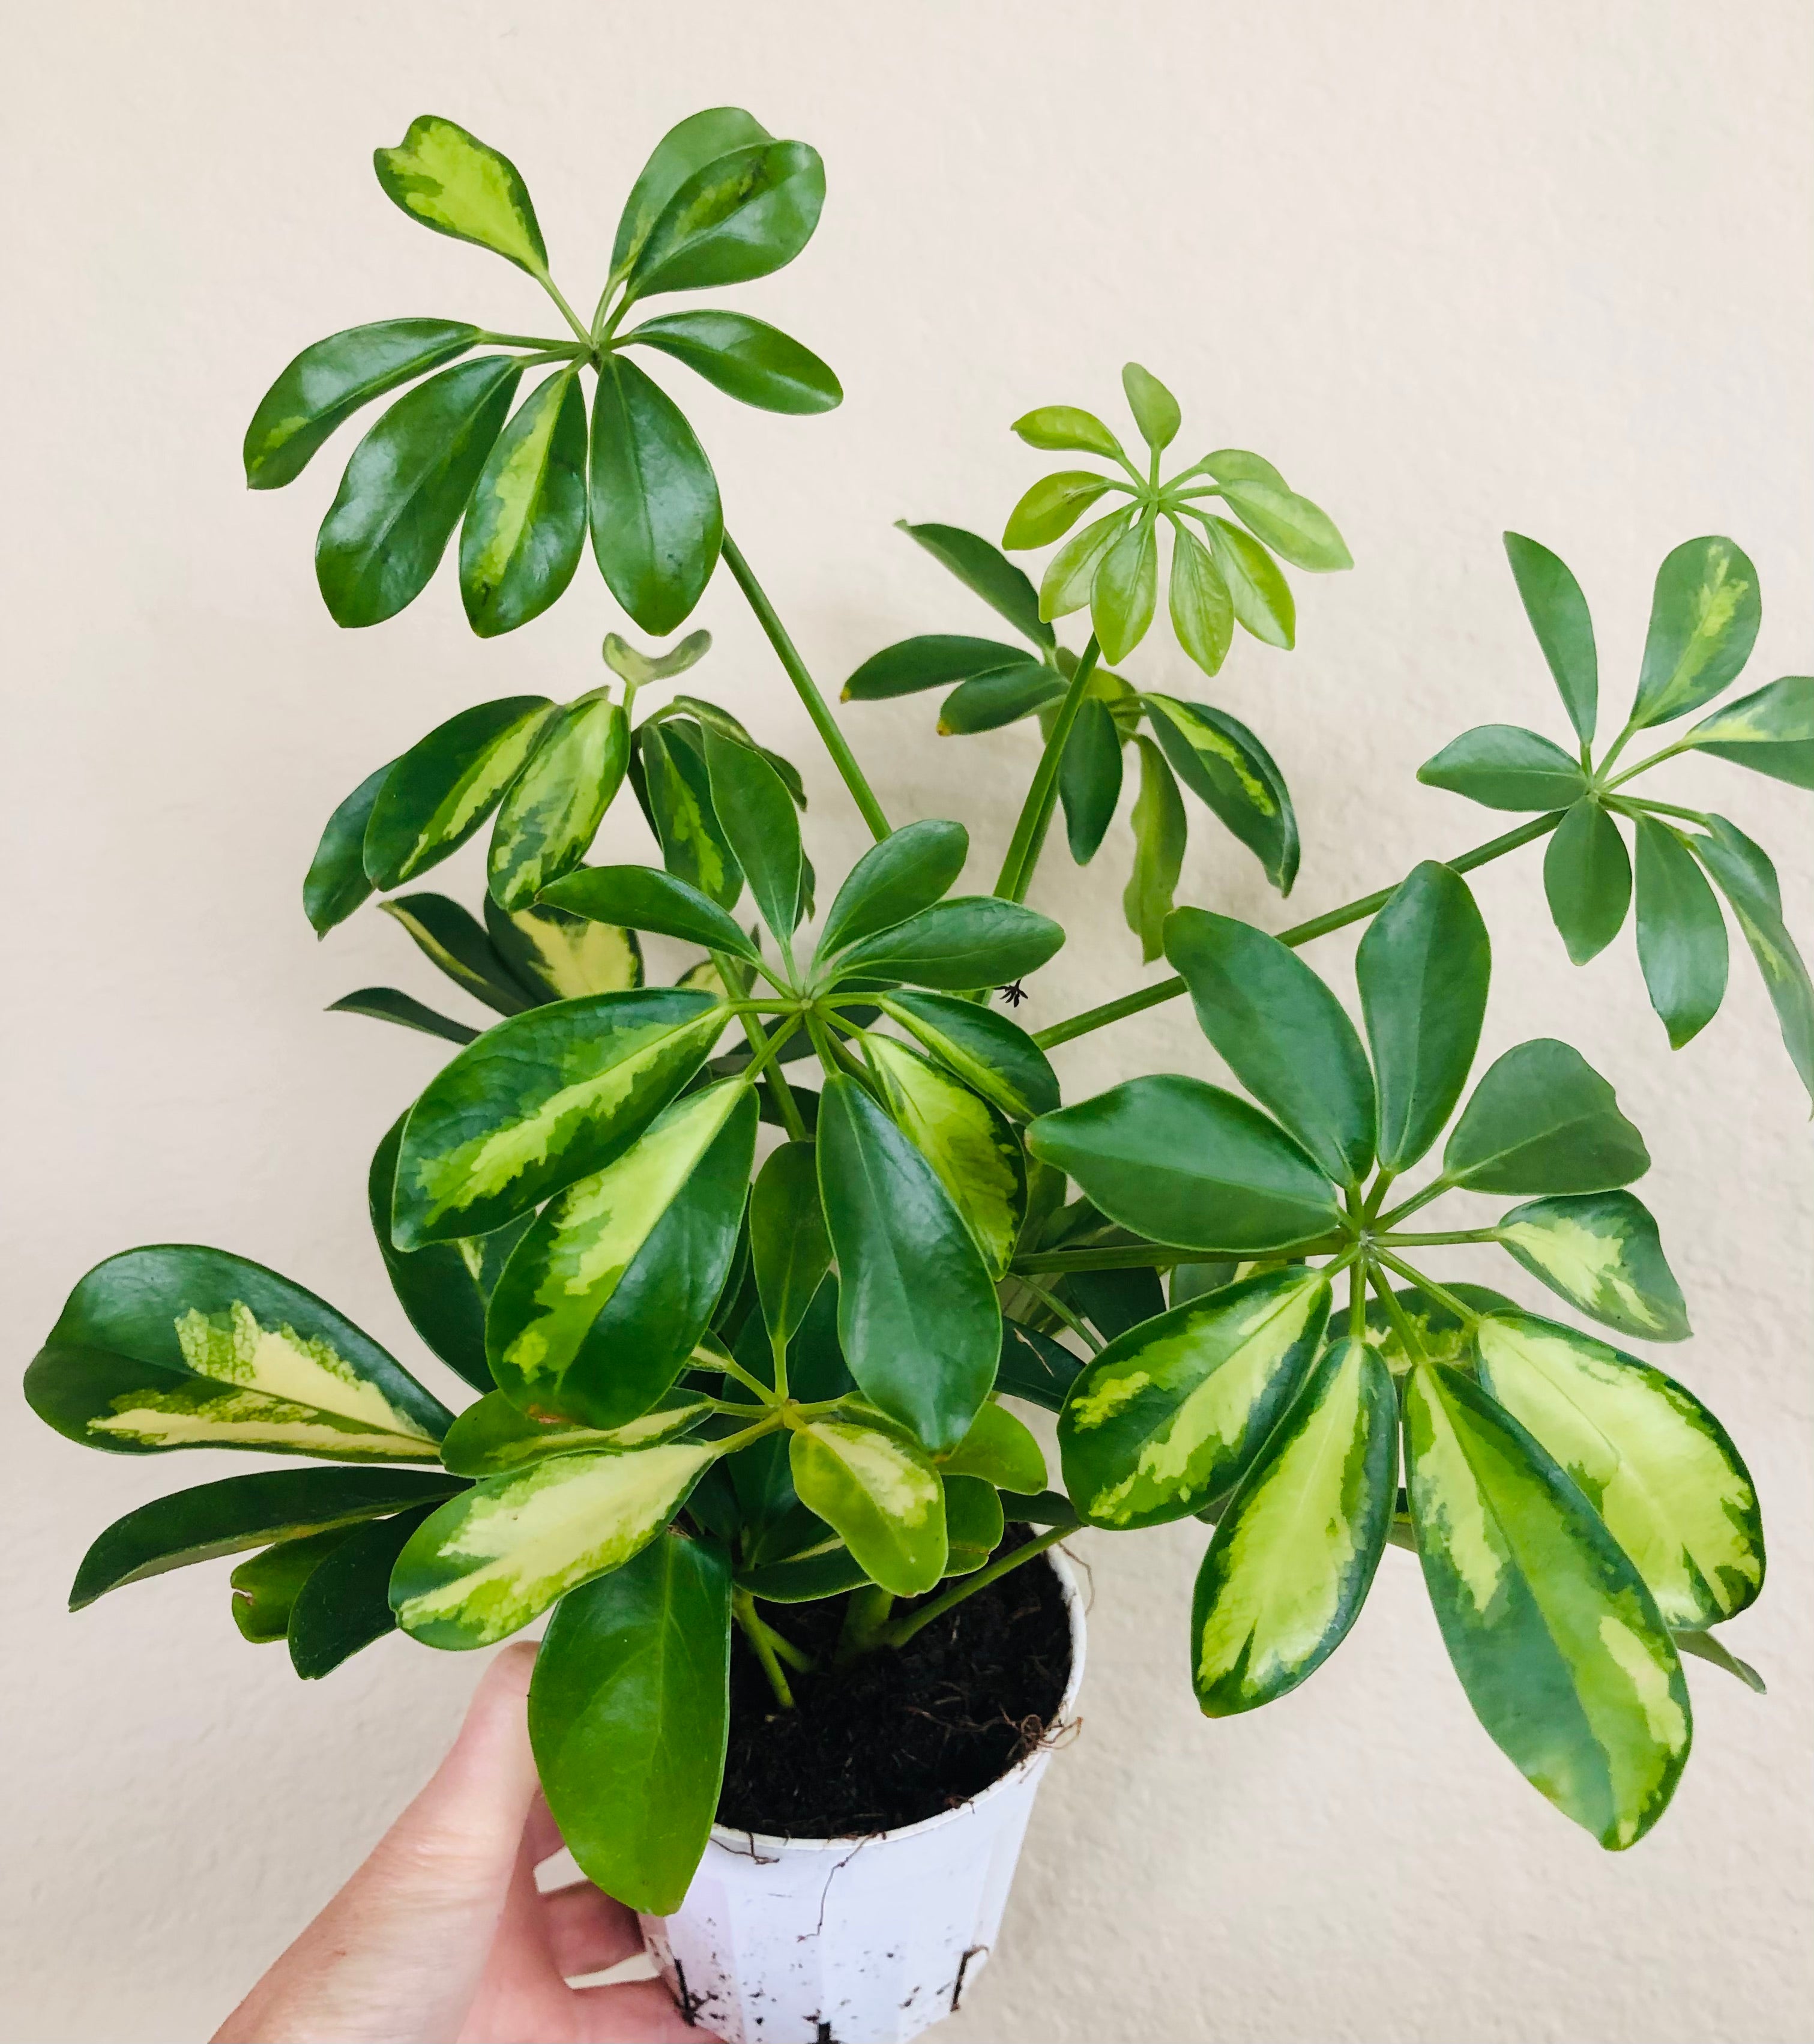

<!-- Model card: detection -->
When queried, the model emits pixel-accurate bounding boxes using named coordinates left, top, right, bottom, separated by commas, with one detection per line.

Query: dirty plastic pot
left=640, top=1549, right=1086, bottom=2044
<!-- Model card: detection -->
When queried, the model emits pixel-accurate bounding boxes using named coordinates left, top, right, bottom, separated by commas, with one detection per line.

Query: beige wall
left=4, top=4, right=1810, bottom=2039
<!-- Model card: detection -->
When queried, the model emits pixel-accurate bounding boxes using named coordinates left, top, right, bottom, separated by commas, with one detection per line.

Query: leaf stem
left=836, top=1583, right=896, bottom=1663
left=994, top=637, right=1101, bottom=902
left=1372, top=1247, right=1483, bottom=1326
left=534, top=272, right=598, bottom=351
left=1381, top=1229, right=1498, bottom=1247
left=716, top=953, right=810, bottom=1142
left=1011, top=1237, right=1345, bottom=1274
left=1600, top=737, right=1693, bottom=792
left=475, top=331, right=584, bottom=354
left=1013, top=1278, right=1104, bottom=1352
left=1607, top=794, right=1710, bottom=828
left=1373, top=1175, right=1455, bottom=1231
left=879, top=1521, right=1080, bottom=1651
left=732, top=1588, right=797, bottom=1708
left=1366, top=1261, right=1429, bottom=1360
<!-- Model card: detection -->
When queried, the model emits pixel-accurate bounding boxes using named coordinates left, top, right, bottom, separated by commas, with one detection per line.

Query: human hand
left=213, top=1642, right=714, bottom=2043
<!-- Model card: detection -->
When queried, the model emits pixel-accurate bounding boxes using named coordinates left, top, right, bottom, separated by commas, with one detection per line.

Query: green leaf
left=842, top=634, right=1032, bottom=702
left=1142, top=695, right=1299, bottom=894
left=1633, top=816, right=1728, bottom=1048
left=788, top=1420, right=947, bottom=1594
left=1674, top=1629, right=1765, bottom=1694
left=540, top=864, right=758, bottom=965
left=1217, top=481, right=1351, bottom=573
left=1164, top=908, right=1376, bottom=1186
left=589, top=356, right=722, bottom=636
left=1068, top=1267, right=1165, bottom=1344
left=1504, top=533, right=1598, bottom=744
left=610, top=107, right=773, bottom=279
left=1474, top=1311, right=1756, bottom=1630
left=392, top=1440, right=719, bottom=1648
left=486, top=695, right=628, bottom=911
left=393, top=987, right=725, bottom=1246
left=1405, top=1362, right=1692, bottom=1848
left=1059, top=1267, right=1330, bottom=1528
left=703, top=728, right=803, bottom=939
left=1119, top=361, right=1180, bottom=452
left=737, top=1547, right=871, bottom=1602
left=373, top=115, right=549, bottom=276
left=1687, top=674, right=1814, bottom=789
left=1058, top=697, right=1123, bottom=864
left=303, top=761, right=392, bottom=936
left=1011, top=406, right=1126, bottom=462
left=459, top=367, right=588, bottom=638
left=751, top=1143, right=832, bottom=1351
left=1121, top=735, right=1186, bottom=962
left=28, top=1247, right=451, bottom=1462
left=364, top=697, right=555, bottom=890
left=1361, top=1282, right=1517, bottom=1374
left=897, top=520, right=1055, bottom=650
left=487, top=1081, right=757, bottom=1428
left=877, top=990, right=1059, bottom=1121
left=816, top=1076, right=1000, bottom=1452
left=231, top=1527, right=353, bottom=1642
left=1167, top=523, right=1234, bottom=678
left=441, top=1388, right=711, bottom=1477
left=1631, top=537, right=1761, bottom=730
left=937, top=1400, right=1046, bottom=1492
left=1496, top=1190, right=1689, bottom=1340
left=624, top=139, right=825, bottom=301
left=381, top=894, right=533, bottom=1017
left=996, top=1319, right=1085, bottom=1412
left=246, top=319, right=480, bottom=490
left=1544, top=799, right=1632, bottom=966
left=938, top=663, right=1064, bottom=734
left=942, top=1474, right=1006, bottom=1574
left=1356, top=861, right=1490, bottom=1172
left=329, top=987, right=479, bottom=1045
left=1192, top=1335, right=1395, bottom=1713
left=1202, top=516, right=1295, bottom=648
left=825, top=897, right=1064, bottom=992
left=1091, top=517, right=1157, bottom=663
left=1197, top=449, right=1287, bottom=487
left=288, top=1500, right=444, bottom=1678
left=530, top=1527, right=731, bottom=1914
left=1028, top=1078, right=1343, bottom=1253
left=622, top=310, right=840, bottom=414
left=316, top=356, right=523, bottom=628
left=634, top=723, right=744, bottom=909
left=603, top=629, right=714, bottom=689
left=69, top=1467, right=459, bottom=1609
left=486, top=896, right=644, bottom=1001
left=1002, top=471, right=1118, bottom=550
left=817, top=821, right=969, bottom=956
left=863, top=1034, right=1026, bottom=1280
left=1693, top=819, right=1814, bottom=1103
left=1445, top=1040, right=1650, bottom=1195
left=1040, top=508, right=1132, bottom=623
left=1417, top=725, right=1587, bottom=812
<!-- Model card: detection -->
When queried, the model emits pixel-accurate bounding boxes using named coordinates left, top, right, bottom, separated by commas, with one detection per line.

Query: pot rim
left=706, top=1543, right=1087, bottom=1859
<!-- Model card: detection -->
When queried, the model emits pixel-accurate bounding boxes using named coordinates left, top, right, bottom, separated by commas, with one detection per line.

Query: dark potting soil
left=716, top=1536, right=1073, bottom=1839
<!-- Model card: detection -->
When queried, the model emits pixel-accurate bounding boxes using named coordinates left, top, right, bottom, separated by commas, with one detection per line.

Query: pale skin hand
left=214, top=1642, right=714, bottom=2044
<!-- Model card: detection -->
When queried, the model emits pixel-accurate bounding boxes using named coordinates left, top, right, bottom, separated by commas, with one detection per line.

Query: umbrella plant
left=26, top=107, right=1809, bottom=1923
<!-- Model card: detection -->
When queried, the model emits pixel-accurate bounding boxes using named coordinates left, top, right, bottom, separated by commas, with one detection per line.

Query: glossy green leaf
left=750, top=1142, right=831, bottom=1349
left=1058, top=696, right=1123, bottom=864
left=364, top=696, right=555, bottom=890
left=1028, top=1077, right=1342, bottom=1253
left=937, top=1400, right=1047, bottom=1492
left=440, top=1387, right=711, bottom=1478
left=1357, top=861, right=1491, bottom=1172
left=817, top=821, right=969, bottom=956
left=1444, top=1040, right=1650, bottom=1195
left=610, top=107, right=773, bottom=278
left=826, top=896, right=1063, bottom=992
left=788, top=1420, right=947, bottom=1595
left=703, top=728, right=802, bottom=939
left=1167, top=522, right=1234, bottom=678
left=288, top=1499, right=444, bottom=1678
left=392, top=1438, right=719, bottom=1648
left=459, top=367, right=588, bottom=638
left=1544, top=799, right=1632, bottom=966
left=1630, top=537, right=1761, bottom=730
left=897, top=520, right=1055, bottom=650
left=393, top=986, right=724, bottom=1246
left=1165, top=908, right=1375, bottom=1186
left=231, top=1527, right=353, bottom=1642
left=373, top=115, right=549, bottom=276
left=1201, top=516, right=1295, bottom=648
left=68, top=1466, right=459, bottom=1608
left=1040, top=508, right=1132, bottom=623
left=996, top=1319, right=1086, bottom=1412
left=381, top=894, right=532, bottom=1016
left=1633, top=816, right=1728, bottom=1048
left=1217, top=481, right=1351, bottom=573
left=1068, top=1267, right=1165, bottom=1345
left=938, top=663, right=1064, bottom=734
left=877, top=991, right=1059, bottom=1121
left=1120, top=361, right=1180, bottom=453
left=485, top=695, right=628, bottom=911
left=1121, top=735, right=1186, bottom=962
left=540, top=865, right=758, bottom=965
left=1417, top=725, right=1587, bottom=812
left=487, top=1081, right=756, bottom=1429
left=1687, top=675, right=1814, bottom=789
left=1091, top=517, right=1157, bottom=663
left=589, top=355, right=722, bottom=636
left=1142, top=695, right=1298, bottom=894
left=1059, top=1267, right=1330, bottom=1528
left=1675, top=1629, right=1765, bottom=1693
left=1404, top=1362, right=1691, bottom=1848
left=328, top=987, right=479, bottom=1045
left=531, top=1526, right=731, bottom=1915
left=1192, top=1335, right=1395, bottom=1713
left=843, top=634, right=1031, bottom=702
left=1693, top=819, right=1814, bottom=1104
left=316, top=355, right=523, bottom=627
left=1504, top=533, right=1598, bottom=744
left=942, top=1474, right=1006, bottom=1575
left=1011, top=406, right=1126, bottom=462
left=624, top=139, right=825, bottom=300
left=1003, top=471, right=1119, bottom=550
left=1496, top=1190, right=1689, bottom=1340
left=247, top=319, right=481, bottom=490
left=737, top=1547, right=871, bottom=1602
left=623, top=310, right=840, bottom=414
left=303, top=759, right=392, bottom=936
left=636, top=720, right=744, bottom=909
left=29, top=1247, right=451, bottom=1462
left=816, top=1076, right=1000, bottom=1452
left=486, top=896, right=644, bottom=1001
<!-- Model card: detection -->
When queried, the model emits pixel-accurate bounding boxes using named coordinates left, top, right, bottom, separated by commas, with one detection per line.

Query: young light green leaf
left=304, top=760, right=391, bottom=936
left=1011, top=405, right=1127, bottom=460
left=942, top=1473, right=1006, bottom=1575
left=1357, top=861, right=1490, bottom=1172
left=1121, top=362, right=1180, bottom=453
left=1196, top=449, right=1286, bottom=487
left=1633, top=816, right=1728, bottom=1048
left=1121, top=735, right=1186, bottom=961
left=231, top=1527, right=353, bottom=1642
left=602, top=628, right=713, bottom=689
left=1040, top=508, right=1132, bottom=623
left=484, top=896, right=644, bottom=1001
left=1091, top=517, right=1158, bottom=663
left=486, top=695, right=628, bottom=911
left=1028, top=1077, right=1343, bottom=1253
left=589, top=355, right=722, bottom=636
left=1504, top=533, right=1598, bottom=744
left=1404, top=1362, right=1692, bottom=1850
left=1142, top=695, right=1299, bottom=894
left=1217, top=481, right=1352, bottom=573
left=825, top=896, right=1064, bottom=991
left=380, top=895, right=532, bottom=1016
left=1474, top=1312, right=1761, bottom=1629
left=1058, top=696, right=1123, bottom=864
left=938, top=662, right=1064, bottom=734
left=751, top=1142, right=831, bottom=1348
left=1417, top=725, right=1588, bottom=812
left=1630, top=537, right=1761, bottom=729
left=788, top=1420, right=947, bottom=1595
left=843, top=634, right=1032, bottom=701
left=610, top=107, right=774, bottom=277
left=1544, top=798, right=1632, bottom=965
left=1693, top=819, right=1814, bottom=1104
left=937, top=1400, right=1047, bottom=1492
left=1167, top=523, right=1234, bottom=678
left=540, top=864, right=759, bottom=963
left=634, top=723, right=744, bottom=909
left=1202, top=516, right=1295, bottom=647
left=877, top=990, right=1059, bottom=1121
left=816, top=820, right=969, bottom=956
left=441, top=1388, right=711, bottom=1478
left=624, top=139, right=825, bottom=300
left=1192, top=1336, right=1395, bottom=1713
left=1165, top=908, right=1376, bottom=1186
left=1496, top=1190, right=1690, bottom=1340
left=1444, top=1040, right=1650, bottom=1195
left=460, top=367, right=588, bottom=638
left=373, top=115, right=549, bottom=276
left=898, top=520, right=1056, bottom=649
left=363, top=696, right=555, bottom=890
left=287, top=1500, right=445, bottom=1679
left=1059, top=1267, right=1330, bottom=1528
left=623, top=310, right=841, bottom=413
left=1686, top=675, right=1814, bottom=789
left=1002, top=471, right=1118, bottom=550
left=702, top=728, right=803, bottom=939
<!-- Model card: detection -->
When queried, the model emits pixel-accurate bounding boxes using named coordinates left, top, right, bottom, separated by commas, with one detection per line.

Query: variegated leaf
left=1361, top=1282, right=1517, bottom=1373
left=364, top=698, right=556, bottom=890
left=487, top=692, right=629, bottom=909
left=788, top=1418, right=947, bottom=1596
left=636, top=721, right=744, bottom=910
left=1687, top=674, right=1814, bottom=789
left=484, top=895, right=644, bottom=1001
left=1630, top=537, right=1761, bottom=730
left=1496, top=1190, right=1690, bottom=1341
left=1473, top=1311, right=1762, bottom=1627
left=439, top=1386, right=714, bottom=1477
left=373, top=115, right=550, bottom=278
left=876, top=991, right=1059, bottom=1121
left=381, top=894, right=531, bottom=1016
left=1143, top=693, right=1298, bottom=894
left=460, top=366, right=589, bottom=639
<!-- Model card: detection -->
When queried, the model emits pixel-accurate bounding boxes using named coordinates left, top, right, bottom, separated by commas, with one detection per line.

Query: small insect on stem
left=998, top=980, right=1028, bottom=1008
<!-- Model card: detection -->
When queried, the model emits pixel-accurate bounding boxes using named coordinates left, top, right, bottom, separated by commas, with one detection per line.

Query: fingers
left=573, top=1976, right=725, bottom=2042
left=523, top=1789, right=565, bottom=1871
left=541, top=1881, right=645, bottom=1980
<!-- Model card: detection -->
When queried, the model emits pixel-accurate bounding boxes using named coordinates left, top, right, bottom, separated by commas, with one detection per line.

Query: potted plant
left=26, top=106, right=1805, bottom=2044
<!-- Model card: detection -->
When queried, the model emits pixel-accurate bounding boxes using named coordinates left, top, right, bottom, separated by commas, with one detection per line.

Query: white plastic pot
left=640, top=1549, right=1086, bottom=2044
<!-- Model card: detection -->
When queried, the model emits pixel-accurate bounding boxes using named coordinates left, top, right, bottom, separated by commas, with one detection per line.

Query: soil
left=716, top=1534, right=1074, bottom=1839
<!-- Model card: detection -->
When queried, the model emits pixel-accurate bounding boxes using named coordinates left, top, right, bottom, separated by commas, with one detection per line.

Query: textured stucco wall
left=4, top=4, right=1810, bottom=2039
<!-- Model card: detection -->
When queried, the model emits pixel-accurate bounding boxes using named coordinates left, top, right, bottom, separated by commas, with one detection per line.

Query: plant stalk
left=880, top=1521, right=1080, bottom=1652
left=994, top=637, right=1101, bottom=902
left=836, top=1584, right=896, bottom=1663
left=1011, top=1237, right=1345, bottom=1274
left=733, top=1589, right=797, bottom=1708
left=1372, top=1247, right=1483, bottom=1324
